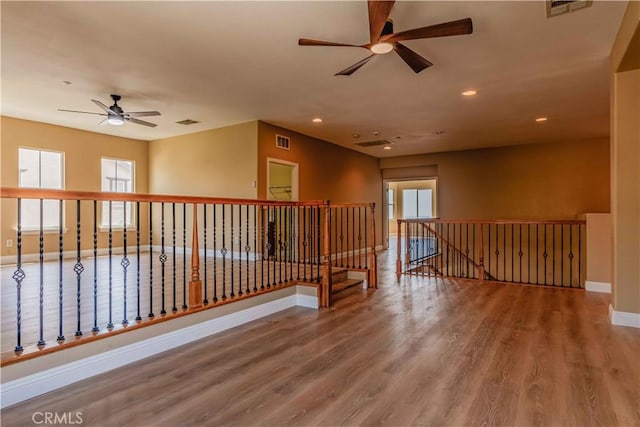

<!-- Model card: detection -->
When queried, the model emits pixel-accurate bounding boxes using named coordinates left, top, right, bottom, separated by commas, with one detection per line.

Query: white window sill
left=17, top=228, right=69, bottom=235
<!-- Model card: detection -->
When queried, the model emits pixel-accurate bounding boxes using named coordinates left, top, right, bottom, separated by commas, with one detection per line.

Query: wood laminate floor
left=2, top=249, right=639, bottom=426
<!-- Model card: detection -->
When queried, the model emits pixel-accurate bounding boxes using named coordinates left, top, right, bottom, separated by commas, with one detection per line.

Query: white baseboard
left=609, top=304, right=640, bottom=328
left=0, top=287, right=318, bottom=409
left=585, top=280, right=611, bottom=293
left=1, top=246, right=152, bottom=266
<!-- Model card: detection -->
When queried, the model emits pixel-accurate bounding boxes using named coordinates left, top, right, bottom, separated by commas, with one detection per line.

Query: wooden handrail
left=329, top=202, right=372, bottom=208
left=0, top=187, right=328, bottom=207
left=397, top=218, right=586, bottom=225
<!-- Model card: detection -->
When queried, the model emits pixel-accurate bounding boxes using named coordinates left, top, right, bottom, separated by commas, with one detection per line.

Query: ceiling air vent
left=546, top=0, right=592, bottom=18
left=275, top=134, right=290, bottom=150
left=354, top=139, right=392, bottom=148
left=176, top=119, right=200, bottom=125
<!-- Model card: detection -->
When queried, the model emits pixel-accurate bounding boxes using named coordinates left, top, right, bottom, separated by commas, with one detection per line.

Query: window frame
left=402, top=188, right=433, bottom=219
left=100, top=157, right=136, bottom=230
left=17, top=147, right=65, bottom=232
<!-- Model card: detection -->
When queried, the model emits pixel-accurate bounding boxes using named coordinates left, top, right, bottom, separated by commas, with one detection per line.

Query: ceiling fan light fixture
left=107, top=115, right=124, bottom=126
left=370, top=42, right=393, bottom=54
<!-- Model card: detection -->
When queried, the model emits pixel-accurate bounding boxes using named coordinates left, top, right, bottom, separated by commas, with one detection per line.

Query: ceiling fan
left=298, top=0, right=473, bottom=76
left=58, top=94, right=161, bottom=127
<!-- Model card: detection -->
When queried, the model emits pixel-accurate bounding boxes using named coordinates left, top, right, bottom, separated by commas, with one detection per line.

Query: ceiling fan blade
left=91, top=99, right=115, bottom=114
left=368, top=0, right=395, bottom=44
left=394, top=43, right=433, bottom=73
left=98, top=118, right=108, bottom=126
left=299, top=38, right=363, bottom=48
left=335, top=55, right=375, bottom=76
left=58, top=109, right=107, bottom=116
left=126, top=117, right=157, bottom=127
left=384, top=17, right=473, bottom=43
left=125, top=111, right=161, bottom=117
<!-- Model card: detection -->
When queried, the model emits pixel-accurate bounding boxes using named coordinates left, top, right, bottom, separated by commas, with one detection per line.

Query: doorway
left=385, top=178, right=438, bottom=248
left=267, top=158, right=298, bottom=201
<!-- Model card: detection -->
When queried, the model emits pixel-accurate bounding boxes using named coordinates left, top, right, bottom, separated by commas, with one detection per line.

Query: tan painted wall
left=380, top=138, right=610, bottom=220
left=0, top=116, right=149, bottom=258
left=257, top=122, right=383, bottom=246
left=585, top=213, right=612, bottom=285
left=610, top=1, right=640, bottom=315
left=148, top=121, right=258, bottom=198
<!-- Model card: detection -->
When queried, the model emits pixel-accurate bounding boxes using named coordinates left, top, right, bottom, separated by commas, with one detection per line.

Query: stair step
left=331, top=268, right=348, bottom=283
left=332, top=279, right=364, bottom=294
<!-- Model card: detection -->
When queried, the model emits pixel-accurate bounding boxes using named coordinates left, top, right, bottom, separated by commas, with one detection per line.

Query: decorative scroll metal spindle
left=283, top=206, right=287, bottom=284
left=222, top=204, right=227, bottom=301
left=203, top=204, right=208, bottom=304
left=13, top=198, right=25, bottom=353
left=107, top=200, right=114, bottom=330
left=160, top=202, right=167, bottom=315
left=120, top=201, right=131, bottom=326
left=303, top=207, right=307, bottom=281
left=357, top=207, right=362, bottom=269
left=93, top=201, right=100, bottom=332
left=569, top=225, right=574, bottom=287
left=351, top=207, right=355, bottom=268
left=136, top=202, right=142, bottom=320
left=122, top=200, right=129, bottom=325
left=57, top=200, right=64, bottom=343
left=149, top=202, right=154, bottom=318
left=74, top=200, right=84, bottom=337
left=38, top=199, right=46, bottom=348
left=317, top=206, right=321, bottom=282
left=278, top=206, right=283, bottom=284
left=238, top=205, right=243, bottom=296
left=253, top=205, right=258, bottom=293
left=182, top=203, right=187, bottom=310
left=246, top=204, right=251, bottom=294
left=260, top=206, right=265, bottom=291
left=543, top=224, right=548, bottom=285
left=230, top=204, right=235, bottom=298
left=172, top=203, right=177, bottom=312
left=213, top=204, right=218, bottom=304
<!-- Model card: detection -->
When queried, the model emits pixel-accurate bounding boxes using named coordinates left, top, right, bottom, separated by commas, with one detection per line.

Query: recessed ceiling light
left=383, top=146, right=392, bottom=150
left=312, top=118, right=323, bottom=123
left=535, top=117, right=548, bottom=122
left=432, top=130, right=446, bottom=135
left=462, top=90, right=477, bottom=96
left=372, top=130, right=380, bottom=136
left=352, top=133, right=360, bottom=138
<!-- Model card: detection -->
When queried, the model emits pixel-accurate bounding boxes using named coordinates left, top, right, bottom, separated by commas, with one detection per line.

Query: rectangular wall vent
left=354, top=139, right=392, bottom=148
left=546, top=0, right=592, bottom=18
left=275, top=134, right=290, bottom=150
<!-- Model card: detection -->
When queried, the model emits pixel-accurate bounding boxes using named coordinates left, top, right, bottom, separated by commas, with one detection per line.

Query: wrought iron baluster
left=495, top=224, right=499, bottom=280
left=13, top=199, right=25, bottom=353
left=519, top=224, right=523, bottom=283
left=172, top=203, right=177, bottom=312
left=149, top=202, right=154, bottom=318
left=502, top=224, right=506, bottom=281
left=160, top=202, right=167, bottom=315
left=351, top=207, right=355, bottom=268
left=536, top=224, right=539, bottom=285
left=302, top=206, right=307, bottom=281
left=74, top=200, right=83, bottom=337
left=511, top=224, right=514, bottom=283
left=527, top=224, right=531, bottom=284
left=260, top=205, right=265, bottom=291
left=38, top=199, right=46, bottom=347
left=569, top=225, right=574, bottom=287
left=222, top=204, right=227, bottom=300
left=267, top=206, right=272, bottom=288
left=364, top=207, right=368, bottom=269
left=93, top=201, right=100, bottom=331
left=358, top=207, right=362, bottom=269
left=278, top=205, right=283, bottom=285
left=122, top=199, right=129, bottom=325
left=253, top=205, right=258, bottom=293
left=340, top=208, right=344, bottom=268
left=213, top=204, right=218, bottom=303
left=107, top=200, right=113, bottom=330
left=238, top=205, right=243, bottom=296
left=57, top=200, right=64, bottom=343
left=552, top=224, right=556, bottom=286
left=317, top=206, right=321, bottom=283
left=230, top=204, right=235, bottom=297
left=182, top=203, right=187, bottom=310
left=543, top=224, right=548, bottom=286
left=561, top=224, right=565, bottom=286
left=203, top=204, right=208, bottom=304
left=578, top=224, right=582, bottom=288
left=136, top=202, right=142, bottom=320
left=246, top=204, right=251, bottom=294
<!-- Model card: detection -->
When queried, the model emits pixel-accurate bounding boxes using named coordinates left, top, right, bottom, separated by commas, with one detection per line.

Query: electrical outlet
left=6, top=239, right=13, bottom=248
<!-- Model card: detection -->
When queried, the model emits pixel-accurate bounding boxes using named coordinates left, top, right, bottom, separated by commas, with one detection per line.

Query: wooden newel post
left=396, top=219, right=403, bottom=281
left=368, top=203, right=377, bottom=289
left=189, top=203, right=203, bottom=308
left=320, top=202, right=331, bottom=308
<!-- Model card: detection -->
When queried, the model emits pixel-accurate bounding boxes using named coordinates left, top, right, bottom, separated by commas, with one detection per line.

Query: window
left=18, top=148, right=64, bottom=230
left=388, top=188, right=394, bottom=219
left=101, top=158, right=134, bottom=227
left=402, top=189, right=433, bottom=218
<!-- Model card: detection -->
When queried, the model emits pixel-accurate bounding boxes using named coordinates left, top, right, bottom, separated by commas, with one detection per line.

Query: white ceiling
left=1, top=1, right=626, bottom=158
